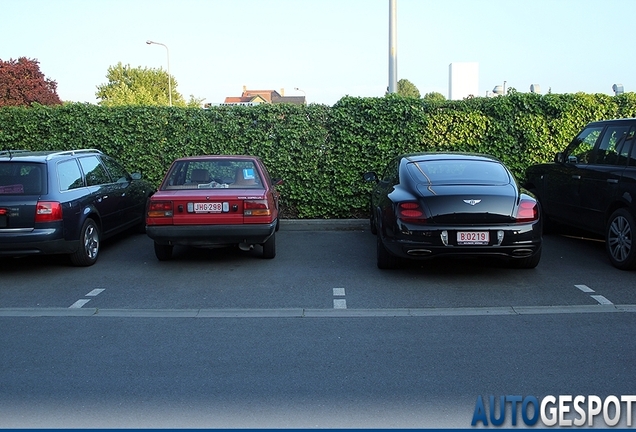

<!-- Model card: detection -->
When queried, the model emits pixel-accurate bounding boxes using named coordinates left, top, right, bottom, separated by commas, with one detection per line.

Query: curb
left=279, top=219, right=369, bottom=231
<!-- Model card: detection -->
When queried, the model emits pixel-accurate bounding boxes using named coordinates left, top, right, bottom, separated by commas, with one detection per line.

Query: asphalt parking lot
left=1, top=221, right=635, bottom=428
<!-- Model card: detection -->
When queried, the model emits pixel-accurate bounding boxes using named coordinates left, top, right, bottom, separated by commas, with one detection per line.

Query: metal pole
left=388, top=0, right=398, bottom=94
left=146, top=40, right=172, bottom=106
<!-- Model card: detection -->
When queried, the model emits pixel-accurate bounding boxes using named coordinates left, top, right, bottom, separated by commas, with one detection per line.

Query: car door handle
left=572, top=175, right=581, bottom=180
left=607, top=179, right=619, bottom=184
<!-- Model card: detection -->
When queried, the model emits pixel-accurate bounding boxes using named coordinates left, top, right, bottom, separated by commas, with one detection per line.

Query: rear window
left=407, top=160, right=510, bottom=185
left=0, top=162, right=46, bottom=195
left=162, top=159, right=263, bottom=190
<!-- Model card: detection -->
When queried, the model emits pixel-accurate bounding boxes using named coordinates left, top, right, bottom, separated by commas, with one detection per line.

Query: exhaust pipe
left=512, top=249, right=533, bottom=257
left=407, top=249, right=432, bottom=256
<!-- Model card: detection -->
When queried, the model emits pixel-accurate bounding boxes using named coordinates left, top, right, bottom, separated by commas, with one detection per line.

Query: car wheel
left=369, top=205, right=377, bottom=235
left=510, top=247, right=541, bottom=269
left=154, top=242, right=173, bottom=261
left=262, top=233, right=276, bottom=259
left=70, top=218, right=99, bottom=266
left=605, top=208, right=636, bottom=270
left=376, top=234, right=398, bottom=270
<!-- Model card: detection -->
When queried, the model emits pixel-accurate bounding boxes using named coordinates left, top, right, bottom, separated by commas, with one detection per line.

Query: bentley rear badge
left=463, top=199, right=481, bottom=206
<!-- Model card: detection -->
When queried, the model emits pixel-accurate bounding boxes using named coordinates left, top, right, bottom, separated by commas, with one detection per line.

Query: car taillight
left=34, top=201, right=62, bottom=222
left=515, top=199, right=539, bottom=222
left=397, top=202, right=427, bottom=224
left=244, top=199, right=271, bottom=216
left=148, top=201, right=173, bottom=217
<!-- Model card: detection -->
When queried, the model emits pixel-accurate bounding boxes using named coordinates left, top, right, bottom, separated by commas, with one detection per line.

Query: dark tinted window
left=0, top=162, right=45, bottom=195
left=101, top=156, right=130, bottom=183
left=57, top=159, right=84, bottom=191
left=630, top=135, right=636, bottom=167
left=407, top=160, right=510, bottom=185
left=78, top=156, right=111, bottom=186
left=594, top=125, right=632, bottom=165
left=566, top=126, right=603, bottom=164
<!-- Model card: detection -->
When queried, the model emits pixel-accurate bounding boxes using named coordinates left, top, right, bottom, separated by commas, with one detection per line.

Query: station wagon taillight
left=515, top=199, right=539, bottom=222
left=397, top=202, right=427, bottom=224
left=34, top=201, right=62, bottom=222
left=148, top=201, right=173, bottom=217
left=244, top=199, right=270, bottom=216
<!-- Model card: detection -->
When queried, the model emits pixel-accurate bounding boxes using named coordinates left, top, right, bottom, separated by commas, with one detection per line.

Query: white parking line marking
left=333, top=288, right=345, bottom=297
left=69, top=299, right=91, bottom=309
left=333, top=299, right=347, bottom=309
left=591, top=295, right=613, bottom=305
left=86, top=289, right=105, bottom=297
left=575, top=284, right=595, bottom=293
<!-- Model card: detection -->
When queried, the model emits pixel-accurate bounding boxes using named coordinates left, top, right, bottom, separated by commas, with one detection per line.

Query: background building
left=448, top=62, right=479, bottom=100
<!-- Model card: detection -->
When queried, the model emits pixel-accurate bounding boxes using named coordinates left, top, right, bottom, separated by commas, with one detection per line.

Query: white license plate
left=194, top=202, right=222, bottom=213
left=457, top=231, right=489, bottom=245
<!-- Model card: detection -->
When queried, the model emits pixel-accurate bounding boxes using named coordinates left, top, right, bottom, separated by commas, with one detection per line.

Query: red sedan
left=146, top=155, right=282, bottom=261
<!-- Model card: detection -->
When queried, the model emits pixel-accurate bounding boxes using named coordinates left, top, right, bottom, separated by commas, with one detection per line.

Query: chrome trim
left=0, top=228, right=34, bottom=233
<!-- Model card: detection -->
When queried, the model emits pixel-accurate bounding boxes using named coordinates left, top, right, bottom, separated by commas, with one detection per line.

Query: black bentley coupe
left=364, top=152, right=542, bottom=269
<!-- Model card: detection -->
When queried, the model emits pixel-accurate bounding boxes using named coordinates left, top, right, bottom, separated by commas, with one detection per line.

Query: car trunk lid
left=149, top=188, right=272, bottom=225
left=415, top=183, right=517, bottom=224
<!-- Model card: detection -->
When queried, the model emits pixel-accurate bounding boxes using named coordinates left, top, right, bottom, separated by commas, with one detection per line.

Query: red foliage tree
left=0, top=57, right=62, bottom=106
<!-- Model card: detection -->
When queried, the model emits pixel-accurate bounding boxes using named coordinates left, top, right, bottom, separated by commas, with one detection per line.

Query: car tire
left=154, top=242, right=173, bottom=261
left=605, top=208, right=636, bottom=270
left=510, top=247, right=541, bottom=269
left=70, top=218, right=100, bottom=267
left=376, top=234, right=398, bottom=270
left=262, top=233, right=276, bottom=259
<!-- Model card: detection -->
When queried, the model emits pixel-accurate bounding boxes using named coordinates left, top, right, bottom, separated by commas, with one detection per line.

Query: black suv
left=525, top=118, right=636, bottom=270
left=0, top=149, right=153, bottom=266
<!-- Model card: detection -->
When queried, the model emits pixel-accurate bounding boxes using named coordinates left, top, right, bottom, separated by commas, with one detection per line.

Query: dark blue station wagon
left=0, top=149, right=153, bottom=266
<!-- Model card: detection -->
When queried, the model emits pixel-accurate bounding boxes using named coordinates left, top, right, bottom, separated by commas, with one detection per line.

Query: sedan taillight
left=34, top=201, right=62, bottom=222
left=397, top=202, right=427, bottom=224
left=148, top=201, right=173, bottom=217
left=244, top=199, right=271, bottom=216
left=515, top=199, right=539, bottom=222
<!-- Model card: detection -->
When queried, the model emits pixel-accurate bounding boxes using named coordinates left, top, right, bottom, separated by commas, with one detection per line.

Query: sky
left=2, top=0, right=634, bottom=106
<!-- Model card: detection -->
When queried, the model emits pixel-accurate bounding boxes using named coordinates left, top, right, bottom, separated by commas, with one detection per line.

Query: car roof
left=401, top=152, right=502, bottom=163
left=0, top=149, right=102, bottom=162
left=586, top=118, right=636, bottom=127
left=172, top=155, right=262, bottom=162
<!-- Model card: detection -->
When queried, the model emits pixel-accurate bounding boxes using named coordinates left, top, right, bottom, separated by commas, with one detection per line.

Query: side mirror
left=131, top=172, right=142, bottom=180
left=272, top=178, right=283, bottom=186
left=363, top=172, right=378, bottom=182
left=554, top=153, right=565, bottom=164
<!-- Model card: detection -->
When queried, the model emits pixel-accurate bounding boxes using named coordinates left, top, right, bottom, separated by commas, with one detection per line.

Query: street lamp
left=146, top=40, right=172, bottom=106
left=294, top=87, right=306, bottom=104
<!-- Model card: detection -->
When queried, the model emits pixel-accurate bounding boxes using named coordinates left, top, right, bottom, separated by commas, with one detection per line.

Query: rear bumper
left=381, top=223, right=542, bottom=261
left=0, top=227, right=77, bottom=256
left=147, top=220, right=277, bottom=247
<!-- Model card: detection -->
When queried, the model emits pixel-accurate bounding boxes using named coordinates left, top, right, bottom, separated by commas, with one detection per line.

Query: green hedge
left=2, top=91, right=635, bottom=218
